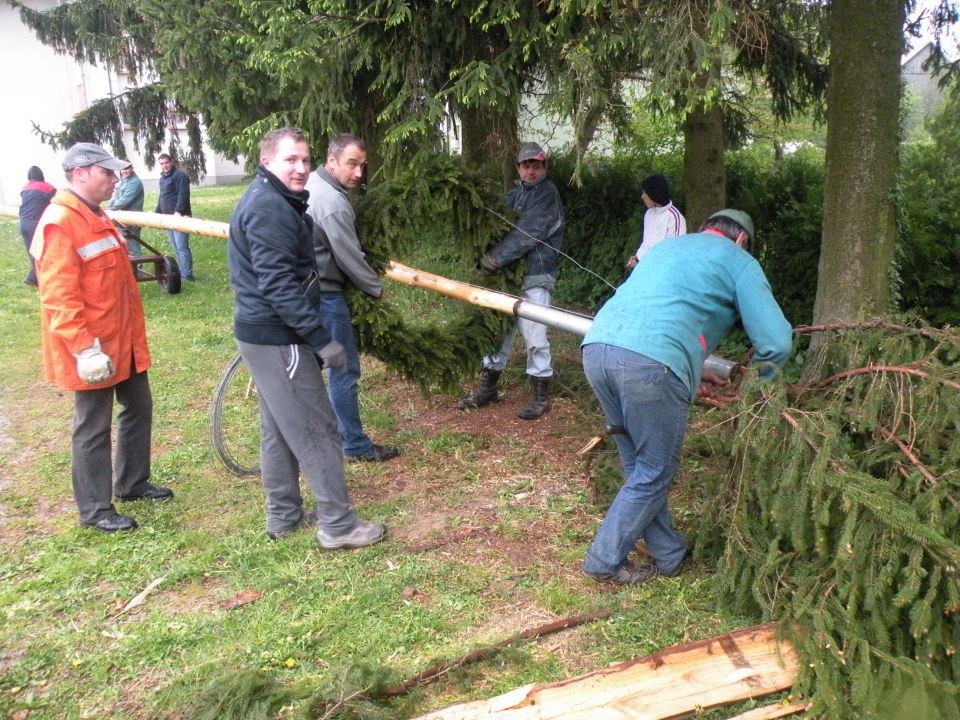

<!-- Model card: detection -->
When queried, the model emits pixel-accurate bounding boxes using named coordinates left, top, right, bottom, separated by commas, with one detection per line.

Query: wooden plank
left=726, top=700, right=810, bottom=720
left=414, top=623, right=798, bottom=720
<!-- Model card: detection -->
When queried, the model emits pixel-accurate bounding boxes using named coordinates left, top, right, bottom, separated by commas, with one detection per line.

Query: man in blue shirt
left=581, top=209, right=793, bottom=585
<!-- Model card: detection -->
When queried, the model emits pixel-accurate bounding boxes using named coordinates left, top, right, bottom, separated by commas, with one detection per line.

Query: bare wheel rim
left=209, top=354, right=261, bottom=476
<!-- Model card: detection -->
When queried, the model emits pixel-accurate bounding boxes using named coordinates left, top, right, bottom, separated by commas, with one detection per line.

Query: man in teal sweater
left=581, top=209, right=792, bottom=585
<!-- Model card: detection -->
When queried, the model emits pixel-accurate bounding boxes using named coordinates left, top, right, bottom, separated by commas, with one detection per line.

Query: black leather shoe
left=86, top=512, right=138, bottom=533
left=346, top=444, right=400, bottom=462
left=116, top=484, right=174, bottom=501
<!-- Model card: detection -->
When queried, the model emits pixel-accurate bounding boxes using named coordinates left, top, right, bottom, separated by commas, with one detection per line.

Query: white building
left=1, top=0, right=245, bottom=206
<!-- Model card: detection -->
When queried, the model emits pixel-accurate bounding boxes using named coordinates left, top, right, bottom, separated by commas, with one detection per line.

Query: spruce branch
left=793, top=321, right=949, bottom=341
left=814, top=365, right=960, bottom=391
left=876, top=426, right=956, bottom=508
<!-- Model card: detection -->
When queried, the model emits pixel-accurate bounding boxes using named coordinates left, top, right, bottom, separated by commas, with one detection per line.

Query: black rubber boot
left=457, top=368, right=502, bottom=410
left=518, top=376, right=551, bottom=420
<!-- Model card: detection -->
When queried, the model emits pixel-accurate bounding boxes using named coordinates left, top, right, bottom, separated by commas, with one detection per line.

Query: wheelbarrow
left=117, top=225, right=182, bottom=294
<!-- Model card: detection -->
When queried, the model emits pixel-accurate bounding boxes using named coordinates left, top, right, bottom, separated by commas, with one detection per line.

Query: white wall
left=0, top=0, right=245, bottom=206
left=1, top=0, right=77, bottom=205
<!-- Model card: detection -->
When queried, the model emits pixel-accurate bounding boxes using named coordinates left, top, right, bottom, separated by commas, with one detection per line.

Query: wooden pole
left=0, top=205, right=735, bottom=377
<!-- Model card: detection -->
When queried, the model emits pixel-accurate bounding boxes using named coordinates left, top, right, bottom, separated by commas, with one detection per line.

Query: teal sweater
left=583, top=231, right=793, bottom=397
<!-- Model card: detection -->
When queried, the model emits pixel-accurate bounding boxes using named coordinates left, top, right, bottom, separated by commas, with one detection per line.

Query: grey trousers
left=237, top=340, right=357, bottom=536
left=72, top=367, right=152, bottom=524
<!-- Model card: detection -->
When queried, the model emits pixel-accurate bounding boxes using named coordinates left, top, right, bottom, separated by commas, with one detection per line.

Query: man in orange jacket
left=31, top=142, right=173, bottom=533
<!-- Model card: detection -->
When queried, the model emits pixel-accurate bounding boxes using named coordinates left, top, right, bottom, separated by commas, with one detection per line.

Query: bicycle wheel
left=209, top=353, right=261, bottom=476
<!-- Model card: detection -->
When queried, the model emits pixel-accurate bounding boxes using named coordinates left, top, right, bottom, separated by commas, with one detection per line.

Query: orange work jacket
left=31, top=189, right=151, bottom=391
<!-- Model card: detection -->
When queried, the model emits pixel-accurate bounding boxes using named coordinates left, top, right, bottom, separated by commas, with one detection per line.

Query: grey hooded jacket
left=304, top=167, right=382, bottom=297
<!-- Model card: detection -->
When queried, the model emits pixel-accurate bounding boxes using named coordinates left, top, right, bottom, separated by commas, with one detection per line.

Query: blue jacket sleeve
left=733, top=264, right=793, bottom=377
left=109, top=178, right=143, bottom=211
left=174, top=172, right=191, bottom=215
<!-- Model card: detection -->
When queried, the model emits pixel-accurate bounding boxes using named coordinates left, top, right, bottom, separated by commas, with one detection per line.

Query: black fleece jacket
left=228, top=166, right=332, bottom=351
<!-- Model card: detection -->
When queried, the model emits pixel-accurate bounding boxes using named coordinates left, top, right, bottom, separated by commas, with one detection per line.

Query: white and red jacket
left=31, top=189, right=150, bottom=391
left=634, top=202, right=687, bottom=263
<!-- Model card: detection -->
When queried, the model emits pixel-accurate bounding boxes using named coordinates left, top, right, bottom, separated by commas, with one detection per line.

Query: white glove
left=74, top=338, right=116, bottom=385
left=318, top=340, right=347, bottom=370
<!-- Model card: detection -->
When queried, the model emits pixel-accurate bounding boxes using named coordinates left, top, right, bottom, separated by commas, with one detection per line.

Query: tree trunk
left=454, top=17, right=519, bottom=190
left=811, top=0, right=905, bottom=324
left=460, top=103, right=519, bottom=191
left=351, top=68, right=386, bottom=182
left=683, top=103, right=726, bottom=231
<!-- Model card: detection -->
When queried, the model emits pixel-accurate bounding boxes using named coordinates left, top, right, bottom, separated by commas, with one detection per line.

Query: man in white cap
left=458, top=141, right=565, bottom=420
left=580, top=209, right=792, bottom=585
left=31, top=142, right=172, bottom=533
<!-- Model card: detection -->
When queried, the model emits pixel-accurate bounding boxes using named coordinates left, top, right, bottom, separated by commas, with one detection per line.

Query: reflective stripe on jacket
left=31, top=189, right=151, bottom=391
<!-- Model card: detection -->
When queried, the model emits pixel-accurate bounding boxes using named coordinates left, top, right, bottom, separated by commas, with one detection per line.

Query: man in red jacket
left=31, top=142, right=173, bottom=533
left=18, top=166, right=56, bottom=286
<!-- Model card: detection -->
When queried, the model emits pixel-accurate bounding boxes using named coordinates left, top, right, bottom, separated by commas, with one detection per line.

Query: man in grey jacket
left=109, top=162, right=145, bottom=256
left=304, top=133, right=400, bottom=463
left=458, top=142, right=565, bottom=420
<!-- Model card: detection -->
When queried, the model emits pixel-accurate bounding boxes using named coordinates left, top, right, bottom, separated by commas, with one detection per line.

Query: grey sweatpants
left=237, top=340, right=356, bottom=536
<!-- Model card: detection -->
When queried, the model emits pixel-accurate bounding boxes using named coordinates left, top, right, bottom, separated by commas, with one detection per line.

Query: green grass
left=0, top=187, right=744, bottom=719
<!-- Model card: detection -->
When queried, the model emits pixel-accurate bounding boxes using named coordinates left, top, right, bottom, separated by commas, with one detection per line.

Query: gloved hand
left=477, top=253, right=498, bottom=274
left=318, top=340, right=347, bottom=370
left=74, top=338, right=116, bottom=385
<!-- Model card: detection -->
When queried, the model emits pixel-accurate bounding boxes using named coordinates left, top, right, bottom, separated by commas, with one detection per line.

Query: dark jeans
left=20, top=228, right=37, bottom=285
left=581, top=343, right=690, bottom=576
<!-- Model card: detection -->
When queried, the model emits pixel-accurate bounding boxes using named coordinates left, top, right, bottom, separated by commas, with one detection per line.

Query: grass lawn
left=0, top=186, right=764, bottom=719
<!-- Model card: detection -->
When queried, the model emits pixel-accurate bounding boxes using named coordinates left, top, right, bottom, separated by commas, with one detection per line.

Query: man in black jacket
left=227, top=127, right=386, bottom=549
left=458, top=142, right=565, bottom=419
left=156, top=154, right=194, bottom=281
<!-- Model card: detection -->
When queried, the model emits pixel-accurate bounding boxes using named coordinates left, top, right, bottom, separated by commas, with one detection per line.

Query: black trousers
left=71, top=367, right=152, bottom=524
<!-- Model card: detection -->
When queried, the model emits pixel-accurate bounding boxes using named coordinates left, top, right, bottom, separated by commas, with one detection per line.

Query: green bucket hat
left=708, top=209, right=755, bottom=242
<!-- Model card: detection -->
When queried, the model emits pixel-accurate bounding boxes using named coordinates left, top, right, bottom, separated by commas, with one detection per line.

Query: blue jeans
left=581, top=343, right=690, bottom=576
left=319, top=292, right=374, bottom=457
left=166, top=229, right=193, bottom=279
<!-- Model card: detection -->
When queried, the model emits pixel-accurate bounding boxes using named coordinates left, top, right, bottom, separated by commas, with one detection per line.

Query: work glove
left=477, top=253, right=499, bottom=274
left=74, top=338, right=116, bottom=385
left=318, top=340, right=347, bottom=370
